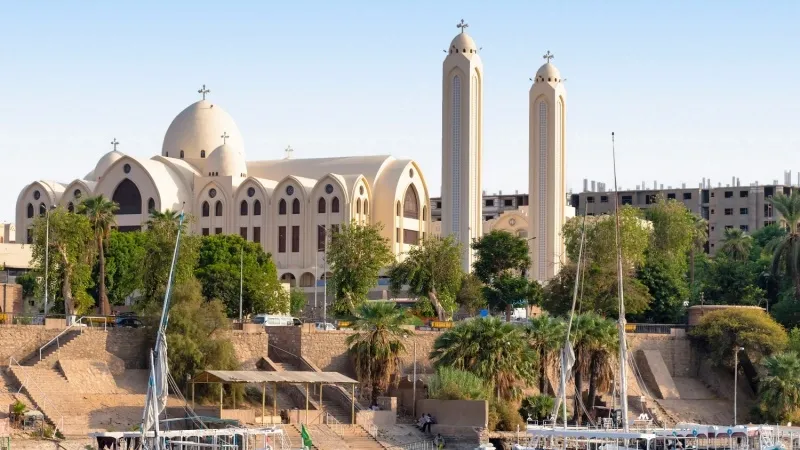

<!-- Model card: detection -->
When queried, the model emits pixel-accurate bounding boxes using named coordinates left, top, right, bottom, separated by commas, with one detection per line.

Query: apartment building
left=430, top=190, right=529, bottom=223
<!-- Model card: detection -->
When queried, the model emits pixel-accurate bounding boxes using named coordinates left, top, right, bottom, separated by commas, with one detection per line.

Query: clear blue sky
left=2, top=1, right=799, bottom=222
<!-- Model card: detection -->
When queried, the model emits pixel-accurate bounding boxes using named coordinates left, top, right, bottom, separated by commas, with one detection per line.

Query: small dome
left=206, top=144, right=247, bottom=178
left=162, top=100, right=243, bottom=160
left=449, top=32, right=477, bottom=55
left=91, top=150, right=124, bottom=181
left=535, top=63, right=561, bottom=83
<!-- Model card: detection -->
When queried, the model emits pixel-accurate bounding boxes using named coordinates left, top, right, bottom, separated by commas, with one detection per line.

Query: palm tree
left=569, top=313, right=596, bottom=424
left=76, top=195, right=118, bottom=316
left=346, top=302, right=412, bottom=402
left=768, top=193, right=800, bottom=299
left=759, top=352, right=800, bottom=422
left=526, top=314, right=566, bottom=395
left=690, top=215, right=708, bottom=288
left=146, top=209, right=181, bottom=229
left=585, top=316, right=619, bottom=413
left=719, top=228, right=752, bottom=261
left=430, top=316, right=537, bottom=399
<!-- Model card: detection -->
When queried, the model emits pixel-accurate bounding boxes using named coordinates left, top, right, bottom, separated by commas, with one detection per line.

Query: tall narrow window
left=422, top=206, right=427, bottom=221
left=403, top=185, right=420, bottom=219
left=202, top=201, right=210, bottom=217
left=180, top=150, right=185, bottom=159
left=215, top=201, right=223, bottom=216
left=318, top=225, right=326, bottom=252
left=253, top=227, right=261, bottom=243
left=240, top=227, right=248, bottom=240
left=202, top=228, right=209, bottom=236
left=318, top=198, right=326, bottom=213
left=291, top=225, right=300, bottom=252
left=278, top=226, right=286, bottom=253
left=538, top=101, right=548, bottom=280
left=67, top=202, right=74, bottom=213
left=214, top=228, right=222, bottom=235
left=254, top=200, right=262, bottom=216
left=451, top=75, right=461, bottom=235
left=396, top=202, right=401, bottom=217
left=279, top=199, right=287, bottom=215
left=148, top=198, right=155, bottom=212
left=26, top=203, right=33, bottom=218
left=240, top=200, right=248, bottom=216
left=331, top=197, right=340, bottom=213
left=39, top=203, right=46, bottom=216
left=364, top=200, right=369, bottom=216
left=356, top=199, right=361, bottom=214
left=200, top=150, right=206, bottom=158
left=292, top=199, right=300, bottom=214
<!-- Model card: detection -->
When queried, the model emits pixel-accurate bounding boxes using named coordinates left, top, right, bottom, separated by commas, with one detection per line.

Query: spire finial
left=457, top=19, right=469, bottom=33
left=284, top=145, right=294, bottom=160
left=198, top=84, right=210, bottom=100
left=110, top=138, right=119, bottom=151
left=221, top=131, right=229, bottom=145
left=543, top=50, right=554, bottom=63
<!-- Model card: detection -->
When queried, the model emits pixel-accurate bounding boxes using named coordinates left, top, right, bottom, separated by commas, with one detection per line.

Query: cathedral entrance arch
left=112, top=179, right=142, bottom=215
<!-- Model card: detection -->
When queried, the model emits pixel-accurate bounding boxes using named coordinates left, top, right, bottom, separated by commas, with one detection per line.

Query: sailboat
left=90, top=210, right=288, bottom=450
left=514, top=134, right=786, bottom=450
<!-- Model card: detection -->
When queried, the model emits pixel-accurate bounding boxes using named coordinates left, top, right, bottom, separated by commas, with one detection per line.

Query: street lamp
left=734, top=346, right=744, bottom=425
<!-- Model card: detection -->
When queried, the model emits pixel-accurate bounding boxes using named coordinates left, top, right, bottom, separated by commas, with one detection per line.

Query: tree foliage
left=472, top=230, right=533, bottom=319
left=519, top=395, right=555, bottom=422
left=104, top=230, right=147, bottom=306
left=543, top=263, right=651, bottom=317
left=76, top=195, right=118, bottom=315
left=526, top=314, right=565, bottom=394
left=290, top=289, right=307, bottom=317
left=195, top=234, right=287, bottom=317
left=758, top=351, right=800, bottom=423
left=327, top=222, right=394, bottom=316
left=456, top=274, right=486, bottom=316
left=141, top=212, right=199, bottom=305
left=388, top=236, right=462, bottom=320
left=690, top=308, right=788, bottom=366
left=562, top=206, right=651, bottom=271
left=427, top=367, right=490, bottom=401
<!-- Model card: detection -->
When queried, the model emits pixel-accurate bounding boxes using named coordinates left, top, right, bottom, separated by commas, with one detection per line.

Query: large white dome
left=206, top=144, right=247, bottom=178
left=161, top=100, right=243, bottom=160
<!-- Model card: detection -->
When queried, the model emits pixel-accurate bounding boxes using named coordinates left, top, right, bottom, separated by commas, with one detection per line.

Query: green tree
left=146, top=209, right=181, bottom=228
left=472, top=230, right=532, bottom=320
left=76, top=195, right=119, bottom=315
left=635, top=257, right=688, bottom=323
left=690, top=308, right=788, bottom=366
left=519, top=395, right=555, bottom=422
left=430, top=317, right=537, bottom=399
left=768, top=193, right=800, bottom=299
left=456, top=274, right=486, bottom=316
left=719, top=228, right=753, bottom=262
left=15, top=272, right=37, bottom=300
left=689, top=215, right=709, bottom=290
left=30, top=208, right=95, bottom=315
left=483, top=273, right=535, bottom=320
left=526, top=314, right=565, bottom=394
left=584, top=316, right=619, bottom=413
left=543, top=264, right=652, bottom=317
left=290, top=289, right=307, bottom=317
left=758, top=352, right=800, bottom=423
left=327, top=222, right=394, bottom=315
left=388, top=236, right=462, bottom=320
left=427, top=367, right=490, bottom=401
left=141, top=211, right=199, bottom=305
left=345, top=302, right=412, bottom=402
left=563, top=206, right=651, bottom=271
left=701, top=255, right=766, bottom=306
left=195, top=234, right=287, bottom=317
left=645, top=196, right=696, bottom=265
left=104, top=230, right=147, bottom=306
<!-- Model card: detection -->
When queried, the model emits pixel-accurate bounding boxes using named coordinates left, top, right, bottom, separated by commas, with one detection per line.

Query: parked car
left=315, top=322, right=336, bottom=331
left=116, top=317, right=143, bottom=328
left=252, top=314, right=299, bottom=327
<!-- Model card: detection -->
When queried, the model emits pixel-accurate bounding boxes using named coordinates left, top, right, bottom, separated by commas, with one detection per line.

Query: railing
left=386, top=440, right=437, bottom=450
left=8, top=356, right=65, bottom=434
left=37, top=315, right=118, bottom=361
left=625, top=323, right=687, bottom=335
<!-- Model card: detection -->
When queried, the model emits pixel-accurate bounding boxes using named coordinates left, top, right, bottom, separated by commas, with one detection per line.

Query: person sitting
left=434, top=433, right=445, bottom=449
left=417, top=414, right=427, bottom=430
left=422, top=413, right=433, bottom=433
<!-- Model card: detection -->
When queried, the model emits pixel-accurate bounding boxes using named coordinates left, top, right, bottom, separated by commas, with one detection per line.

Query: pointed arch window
left=279, top=199, right=287, bottom=215
left=396, top=201, right=401, bottom=217
left=67, top=202, right=74, bottom=213
left=202, top=201, right=210, bottom=217
left=422, top=206, right=428, bottom=221
left=356, top=198, right=361, bottom=214
left=318, top=198, right=326, bottom=214
left=215, top=201, right=223, bottom=216
left=240, top=200, right=248, bottom=216
left=254, top=200, right=262, bottom=216
left=364, top=200, right=369, bottom=215
left=39, top=203, right=46, bottom=216
left=403, top=185, right=420, bottom=219
left=331, top=197, right=340, bottom=213
left=112, top=179, right=142, bottom=215
left=292, top=199, right=300, bottom=214
left=26, top=203, right=33, bottom=218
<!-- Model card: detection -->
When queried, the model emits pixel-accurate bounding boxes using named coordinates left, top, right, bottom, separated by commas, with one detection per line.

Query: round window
left=325, top=184, right=334, bottom=194
left=74, top=189, right=82, bottom=199
left=286, top=186, right=294, bottom=196
left=509, top=218, right=516, bottom=226
left=209, top=188, right=217, bottom=198
left=247, top=187, right=255, bottom=197
left=123, top=163, right=131, bottom=174
left=359, top=186, right=365, bottom=195
left=33, top=190, right=40, bottom=200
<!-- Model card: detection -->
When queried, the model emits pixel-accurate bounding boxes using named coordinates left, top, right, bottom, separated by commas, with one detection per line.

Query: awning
left=191, top=370, right=358, bottom=385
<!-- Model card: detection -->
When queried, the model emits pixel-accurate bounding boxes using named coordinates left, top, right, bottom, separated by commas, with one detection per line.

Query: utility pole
left=44, top=207, right=52, bottom=318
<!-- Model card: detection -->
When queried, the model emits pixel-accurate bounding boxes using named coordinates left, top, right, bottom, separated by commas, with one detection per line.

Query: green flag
left=301, top=424, right=313, bottom=448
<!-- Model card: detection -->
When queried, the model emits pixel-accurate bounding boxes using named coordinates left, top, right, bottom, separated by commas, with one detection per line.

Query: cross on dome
left=284, top=146, right=294, bottom=160
left=198, top=84, right=210, bottom=100
left=221, top=131, right=229, bottom=144
left=543, top=50, right=554, bottom=63
left=457, top=19, right=469, bottom=33
left=110, top=138, right=119, bottom=151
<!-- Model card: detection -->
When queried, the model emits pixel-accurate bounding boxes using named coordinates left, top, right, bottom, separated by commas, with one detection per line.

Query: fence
left=625, top=323, right=688, bottom=335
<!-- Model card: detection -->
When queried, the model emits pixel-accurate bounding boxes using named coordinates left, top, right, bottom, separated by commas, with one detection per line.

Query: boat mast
left=611, top=132, right=630, bottom=432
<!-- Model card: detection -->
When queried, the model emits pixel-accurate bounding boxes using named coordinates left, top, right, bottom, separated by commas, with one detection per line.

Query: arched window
left=318, top=198, right=326, bottom=214
left=148, top=198, right=155, bottom=212
left=403, top=185, right=419, bottom=219
left=200, top=150, right=206, bottom=158
left=39, top=203, right=46, bottom=216
left=292, top=199, right=300, bottom=214
left=26, top=203, right=33, bottom=218
left=215, top=201, right=223, bottom=216
left=202, top=201, right=210, bottom=217
left=112, top=179, right=142, bottom=215
left=279, top=199, right=287, bottom=215
left=331, top=197, right=340, bottom=213
left=254, top=200, right=262, bottom=216
left=364, top=200, right=369, bottom=215
left=422, top=206, right=427, bottom=221
left=67, top=202, right=74, bottom=213
left=356, top=199, right=361, bottom=214
left=240, top=200, right=248, bottom=216
left=179, top=150, right=185, bottom=159
left=396, top=201, right=401, bottom=217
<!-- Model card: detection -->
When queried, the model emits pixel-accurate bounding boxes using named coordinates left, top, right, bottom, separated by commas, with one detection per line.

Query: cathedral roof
left=206, top=143, right=247, bottom=178
left=87, top=149, right=124, bottom=181
left=161, top=98, right=243, bottom=161
left=247, top=155, right=395, bottom=188
left=535, top=62, right=561, bottom=82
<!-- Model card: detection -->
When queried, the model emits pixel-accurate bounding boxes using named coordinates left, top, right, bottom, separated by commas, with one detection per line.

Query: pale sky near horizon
left=2, top=1, right=799, bottom=223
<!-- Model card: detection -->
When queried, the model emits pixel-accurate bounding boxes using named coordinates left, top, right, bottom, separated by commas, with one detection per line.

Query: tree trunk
left=587, top=353, right=599, bottom=415
left=61, top=265, right=73, bottom=317
left=428, top=289, right=446, bottom=321
left=539, top=350, right=548, bottom=394
left=572, top=349, right=582, bottom=424
left=98, top=235, right=110, bottom=316
left=505, top=304, right=512, bottom=322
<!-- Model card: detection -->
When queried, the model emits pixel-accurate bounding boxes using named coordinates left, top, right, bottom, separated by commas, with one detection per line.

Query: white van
left=252, top=314, right=298, bottom=327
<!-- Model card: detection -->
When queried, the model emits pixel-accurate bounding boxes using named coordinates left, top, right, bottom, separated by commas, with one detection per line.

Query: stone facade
left=0, top=283, right=23, bottom=314
left=224, top=330, right=269, bottom=370
left=0, top=325, right=60, bottom=365
left=38, top=328, right=149, bottom=370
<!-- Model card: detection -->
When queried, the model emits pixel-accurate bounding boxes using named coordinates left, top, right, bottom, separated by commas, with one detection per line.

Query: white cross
left=198, top=84, right=210, bottom=100
left=284, top=146, right=294, bottom=159
left=110, top=138, right=119, bottom=151
left=457, top=19, right=469, bottom=33
left=543, top=50, right=554, bottom=63
left=221, top=131, right=229, bottom=145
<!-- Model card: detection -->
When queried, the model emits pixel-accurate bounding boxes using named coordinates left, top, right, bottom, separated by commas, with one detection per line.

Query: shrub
left=690, top=308, right=788, bottom=366
left=489, top=399, right=525, bottom=431
left=519, top=395, right=555, bottom=422
left=428, top=367, right=490, bottom=401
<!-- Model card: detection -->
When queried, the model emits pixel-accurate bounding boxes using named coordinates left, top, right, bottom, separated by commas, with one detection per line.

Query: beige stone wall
left=224, top=330, right=269, bottom=370
left=39, top=328, right=149, bottom=370
left=0, top=325, right=60, bottom=365
left=0, top=284, right=23, bottom=314
left=627, top=333, right=694, bottom=378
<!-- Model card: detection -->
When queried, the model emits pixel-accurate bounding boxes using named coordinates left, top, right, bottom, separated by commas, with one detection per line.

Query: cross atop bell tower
left=457, top=19, right=469, bottom=33
left=543, top=50, right=554, bottom=63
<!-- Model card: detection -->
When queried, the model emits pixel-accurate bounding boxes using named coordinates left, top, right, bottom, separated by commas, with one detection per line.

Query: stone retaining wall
left=0, top=325, right=60, bottom=365
left=627, top=333, right=694, bottom=378
left=224, top=330, right=269, bottom=370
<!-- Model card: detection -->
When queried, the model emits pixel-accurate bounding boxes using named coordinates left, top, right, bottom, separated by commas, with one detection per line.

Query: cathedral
left=14, top=87, right=431, bottom=288
left=15, top=22, right=569, bottom=286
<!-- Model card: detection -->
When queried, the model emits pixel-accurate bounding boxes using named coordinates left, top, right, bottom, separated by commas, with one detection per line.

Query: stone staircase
left=7, top=364, right=85, bottom=434
left=20, top=329, right=82, bottom=366
left=330, top=424, right=387, bottom=449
